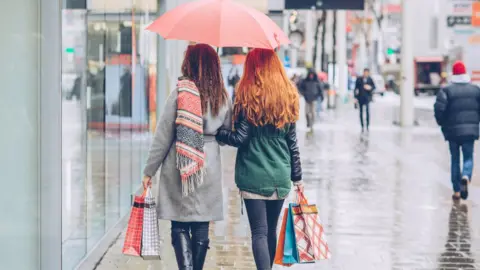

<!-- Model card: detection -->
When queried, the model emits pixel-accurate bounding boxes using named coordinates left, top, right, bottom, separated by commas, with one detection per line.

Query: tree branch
left=368, top=0, right=384, bottom=29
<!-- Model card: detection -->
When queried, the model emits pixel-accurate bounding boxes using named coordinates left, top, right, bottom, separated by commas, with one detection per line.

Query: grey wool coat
left=143, top=89, right=232, bottom=222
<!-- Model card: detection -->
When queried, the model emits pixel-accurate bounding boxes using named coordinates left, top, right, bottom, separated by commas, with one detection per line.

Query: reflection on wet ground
left=438, top=203, right=475, bottom=269
left=96, top=99, right=480, bottom=270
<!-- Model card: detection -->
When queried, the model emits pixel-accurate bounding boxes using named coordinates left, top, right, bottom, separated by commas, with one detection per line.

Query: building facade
left=0, top=0, right=163, bottom=269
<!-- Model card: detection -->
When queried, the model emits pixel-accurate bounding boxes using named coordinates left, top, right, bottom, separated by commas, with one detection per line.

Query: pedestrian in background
left=297, top=69, right=324, bottom=130
left=317, top=78, right=327, bottom=115
left=142, top=44, right=232, bottom=270
left=434, top=61, right=480, bottom=201
left=216, top=48, right=303, bottom=270
left=228, top=65, right=241, bottom=103
left=354, top=68, right=376, bottom=132
left=290, top=73, right=300, bottom=85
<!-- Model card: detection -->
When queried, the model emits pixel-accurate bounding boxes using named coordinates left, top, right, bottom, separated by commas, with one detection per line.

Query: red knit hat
left=452, top=61, right=467, bottom=75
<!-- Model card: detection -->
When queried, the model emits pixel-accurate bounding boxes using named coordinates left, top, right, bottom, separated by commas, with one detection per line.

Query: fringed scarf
left=175, top=79, right=205, bottom=196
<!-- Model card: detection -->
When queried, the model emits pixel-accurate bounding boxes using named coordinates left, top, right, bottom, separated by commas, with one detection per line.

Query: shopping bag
left=283, top=205, right=299, bottom=264
left=274, top=208, right=292, bottom=267
left=141, top=189, right=161, bottom=260
left=292, top=191, right=331, bottom=261
left=122, top=193, right=146, bottom=256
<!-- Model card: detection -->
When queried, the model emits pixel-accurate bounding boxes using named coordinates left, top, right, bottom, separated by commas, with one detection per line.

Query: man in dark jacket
left=434, top=61, right=480, bottom=201
left=354, top=68, right=376, bottom=132
left=298, top=69, right=324, bottom=129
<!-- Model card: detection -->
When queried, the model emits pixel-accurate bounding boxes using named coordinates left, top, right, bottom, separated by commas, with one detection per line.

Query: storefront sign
left=468, top=34, right=480, bottom=44
left=65, top=0, right=86, bottom=9
left=88, top=0, right=157, bottom=12
left=472, top=71, right=480, bottom=83
left=447, top=15, right=472, bottom=27
left=285, top=0, right=365, bottom=10
left=235, top=0, right=268, bottom=13
left=472, top=2, right=480, bottom=26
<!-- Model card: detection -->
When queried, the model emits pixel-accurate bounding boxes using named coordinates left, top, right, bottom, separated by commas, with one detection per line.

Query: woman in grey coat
left=142, top=44, right=231, bottom=270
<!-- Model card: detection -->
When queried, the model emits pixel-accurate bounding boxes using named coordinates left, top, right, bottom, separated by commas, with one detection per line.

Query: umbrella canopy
left=146, top=0, right=290, bottom=50
left=317, top=71, right=328, bottom=82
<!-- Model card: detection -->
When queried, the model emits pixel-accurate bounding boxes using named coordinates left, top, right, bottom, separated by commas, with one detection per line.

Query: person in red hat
left=434, top=61, right=480, bottom=201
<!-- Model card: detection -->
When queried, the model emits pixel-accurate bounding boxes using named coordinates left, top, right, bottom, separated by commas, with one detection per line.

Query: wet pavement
left=95, top=95, right=480, bottom=270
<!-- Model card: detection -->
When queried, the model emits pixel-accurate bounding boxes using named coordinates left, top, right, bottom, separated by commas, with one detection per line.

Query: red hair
left=234, top=49, right=299, bottom=128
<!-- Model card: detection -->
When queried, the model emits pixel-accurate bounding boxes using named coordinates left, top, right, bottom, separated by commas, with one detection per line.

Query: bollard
left=327, top=88, right=337, bottom=109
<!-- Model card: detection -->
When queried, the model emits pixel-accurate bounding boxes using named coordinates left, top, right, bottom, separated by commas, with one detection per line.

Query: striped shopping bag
left=141, top=189, right=161, bottom=260
left=291, top=190, right=331, bottom=262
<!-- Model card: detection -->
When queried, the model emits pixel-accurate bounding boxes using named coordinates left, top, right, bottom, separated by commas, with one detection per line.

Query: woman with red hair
left=216, top=48, right=303, bottom=269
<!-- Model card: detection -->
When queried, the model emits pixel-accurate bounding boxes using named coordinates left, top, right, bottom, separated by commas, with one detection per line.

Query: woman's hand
left=294, top=181, right=304, bottom=193
left=143, top=176, right=152, bottom=190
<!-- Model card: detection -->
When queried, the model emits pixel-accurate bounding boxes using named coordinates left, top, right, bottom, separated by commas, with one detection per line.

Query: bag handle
left=295, top=190, right=309, bottom=205
left=142, top=187, right=152, bottom=198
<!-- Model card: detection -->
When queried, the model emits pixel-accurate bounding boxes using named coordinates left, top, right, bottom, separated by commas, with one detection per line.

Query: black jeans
left=359, top=102, right=370, bottom=129
left=171, top=221, right=210, bottom=242
left=244, top=199, right=285, bottom=270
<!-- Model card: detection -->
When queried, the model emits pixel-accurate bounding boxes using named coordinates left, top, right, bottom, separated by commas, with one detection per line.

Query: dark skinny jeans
left=244, top=199, right=285, bottom=270
left=171, top=221, right=210, bottom=243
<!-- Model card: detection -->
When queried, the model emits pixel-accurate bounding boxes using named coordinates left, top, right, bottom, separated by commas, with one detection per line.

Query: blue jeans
left=449, top=140, right=475, bottom=192
left=316, top=96, right=323, bottom=114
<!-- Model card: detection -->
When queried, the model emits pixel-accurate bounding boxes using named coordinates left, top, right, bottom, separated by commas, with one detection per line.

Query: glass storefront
left=1, top=0, right=164, bottom=268
left=0, top=0, right=41, bottom=269
left=61, top=1, right=158, bottom=269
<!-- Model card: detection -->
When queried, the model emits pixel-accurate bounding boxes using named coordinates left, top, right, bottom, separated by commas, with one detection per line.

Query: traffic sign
left=285, top=0, right=365, bottom=10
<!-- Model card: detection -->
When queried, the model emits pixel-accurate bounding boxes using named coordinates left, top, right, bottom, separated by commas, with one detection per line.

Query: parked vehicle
left=414, top=56, right=445, bottom=96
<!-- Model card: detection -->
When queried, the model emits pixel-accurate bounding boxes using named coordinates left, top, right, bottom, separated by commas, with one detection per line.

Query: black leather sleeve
left=286, top=123, right=302, bottom=181
left=216, top=112, right=251, bottom=148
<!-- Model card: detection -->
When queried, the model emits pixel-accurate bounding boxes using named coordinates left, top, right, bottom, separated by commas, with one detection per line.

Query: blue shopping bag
left=283, top=204, right=299, bottom=264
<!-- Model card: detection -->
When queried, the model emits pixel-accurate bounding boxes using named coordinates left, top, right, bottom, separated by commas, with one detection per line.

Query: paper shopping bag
left=122, top=195, right=145, bottom=257
left=292, top=191, right=331, bottom=261
left=141, top=190, right=161, bottom=260
left=274, top=208, right=292, bottom=267
left=283, top=205, right=299, bottom=264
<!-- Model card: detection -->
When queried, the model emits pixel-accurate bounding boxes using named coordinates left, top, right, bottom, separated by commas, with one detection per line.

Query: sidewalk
left=95, top=98, right=480, bottom=270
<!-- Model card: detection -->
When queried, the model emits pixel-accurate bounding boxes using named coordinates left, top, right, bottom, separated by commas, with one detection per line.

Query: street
left=95, top=96, right=480, bottom=270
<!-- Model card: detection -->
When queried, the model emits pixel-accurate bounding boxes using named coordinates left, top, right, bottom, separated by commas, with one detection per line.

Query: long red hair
left=234, top=48, right=299, bottom=128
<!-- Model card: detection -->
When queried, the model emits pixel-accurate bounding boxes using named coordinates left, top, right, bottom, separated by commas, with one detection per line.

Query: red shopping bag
left=122, top=194, right=146, bottom=256
left=292, top=191, right=331, bottom=262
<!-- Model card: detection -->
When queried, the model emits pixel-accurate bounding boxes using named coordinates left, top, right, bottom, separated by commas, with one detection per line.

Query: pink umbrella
left=146, top=0, right=290, bottom=50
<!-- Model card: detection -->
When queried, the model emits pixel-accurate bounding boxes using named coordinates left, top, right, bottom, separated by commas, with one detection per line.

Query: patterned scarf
left=175, top=79, right=205, bottom=196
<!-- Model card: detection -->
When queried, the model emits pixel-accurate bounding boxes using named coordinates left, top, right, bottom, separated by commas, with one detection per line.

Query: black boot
left=172, top=228, right=193, bottom=270
left=193, top=240, right=210, bottom=270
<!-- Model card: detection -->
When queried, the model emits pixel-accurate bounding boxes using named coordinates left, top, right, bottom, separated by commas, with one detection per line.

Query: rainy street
left=95, top=96, right=480, bottom=270
left=6, top=0, right=480, bottom=269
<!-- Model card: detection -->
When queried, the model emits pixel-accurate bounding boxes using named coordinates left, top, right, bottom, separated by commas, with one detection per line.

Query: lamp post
left=337, top=10, right=348, bottom=101
left=400, top=0, right=414, bottom=127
